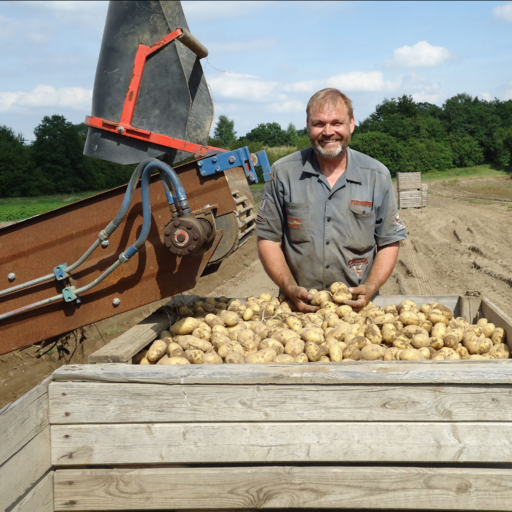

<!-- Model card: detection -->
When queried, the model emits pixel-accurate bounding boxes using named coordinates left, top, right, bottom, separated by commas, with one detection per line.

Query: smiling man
left=256, top=88, right=407, bottom=312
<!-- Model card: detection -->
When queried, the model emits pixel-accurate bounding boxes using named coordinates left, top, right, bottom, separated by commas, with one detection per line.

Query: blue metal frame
left=197, top=147, right=273, bottom=184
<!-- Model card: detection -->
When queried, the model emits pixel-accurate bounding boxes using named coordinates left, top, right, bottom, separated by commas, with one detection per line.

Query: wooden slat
left=459, top=295, right=482, bottom=324
left=49, top=381, right=512, bottom=424
left=481, top=296, right=512, bottom=351
left=10, top=471, right=54, bottom=512
left=88, top=295, right=198, bottom=363
left=51, top=422, right=512, bottom=465
left=54, top=466, right=512, bottom=511
left=0, top=376, right=50, bottom=466
left=51, top=360, right=512, bottom=385
left=0, top=427, right=51, bottom=511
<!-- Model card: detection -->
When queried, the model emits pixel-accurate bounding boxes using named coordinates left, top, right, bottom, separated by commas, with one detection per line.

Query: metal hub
left=164, top=213, right=214, bottom=256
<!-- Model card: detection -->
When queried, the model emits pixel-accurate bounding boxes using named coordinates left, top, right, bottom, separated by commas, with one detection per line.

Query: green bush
left=350, top=132, right=403, bottom=177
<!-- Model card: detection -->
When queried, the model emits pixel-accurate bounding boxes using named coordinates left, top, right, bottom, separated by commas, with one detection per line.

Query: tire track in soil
left=400, top=239, right=433, bottom=295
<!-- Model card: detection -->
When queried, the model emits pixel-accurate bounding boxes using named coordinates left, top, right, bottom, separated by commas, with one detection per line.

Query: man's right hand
left=285, top=285, right=320, bottom=313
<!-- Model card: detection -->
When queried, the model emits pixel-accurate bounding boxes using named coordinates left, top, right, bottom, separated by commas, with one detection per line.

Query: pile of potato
left=134, top=283, right=509, bottom=365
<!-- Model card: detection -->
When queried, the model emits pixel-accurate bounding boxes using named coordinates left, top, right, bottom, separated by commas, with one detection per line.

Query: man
left=255, top=88, right=407, bottom=313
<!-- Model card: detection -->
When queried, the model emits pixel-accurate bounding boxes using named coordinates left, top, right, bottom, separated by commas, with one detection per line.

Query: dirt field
left=1, top=174, right=512, bottom=409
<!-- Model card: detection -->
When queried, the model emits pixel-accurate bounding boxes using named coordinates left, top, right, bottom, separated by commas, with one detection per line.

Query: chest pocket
left=348, top=203, right=376, bottom=251
left=285, top=201, right=311, bottom=244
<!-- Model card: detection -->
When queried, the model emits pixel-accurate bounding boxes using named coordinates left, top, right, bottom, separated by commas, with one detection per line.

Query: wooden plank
left=459, top=295, right=482, bottom=324
left=397, top=172, right=422, bottom=191
left=51, top=422, right=512, bottom=465
left=0, top=427, right=51, bottom=512
left=51, top=359, right=512, bottom=386
left=54, top=466, right=512, bottom=511
left=10, top=471, right=54, bottom=512
left=0, top=376, right=50, bottom=466
left=49, top=381, right=512, bottom=424
left=88, top=295, right=198, bottom=363
left=481, top=296, right=512, bottom=351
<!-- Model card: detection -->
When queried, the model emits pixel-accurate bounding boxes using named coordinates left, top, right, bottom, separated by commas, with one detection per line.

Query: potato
left=221, top=311, right=240, bottom=327
left=342, top=345, right=361, bottom=361
left=436, top=304, right=454, bottom=320
left=365, top=324, right=383, bottom=344
left=171, top=317, right=199, bottom=335
left=328, top=343, right=343, bottom=362
left=490, top=343, right=510, bottom=359
left=428, top=311, right=449, bottom=326
left=203, top=352, right=223, bottom=364
left=273, top=354, right=295, bottom=363
left=246, top=348, right=277, bottom=363
left=456, top=346, right=469, bottom=359
left=192, top=328, right=211, bottom=341
left=311, top=290, right=331, bottom=306
left=224, top=352, right=245, bottom=364
left=443, top=333, right=459, bottom=350
left=429, top=337, right=444, bottom=350
left=218, top=342, right=244, bottom=359
left=349, top=336, right=369, bottom=350
left=139, top=356, right=151, bottom=365
left=284, top=338, right=306, bottom=357
left=184, top=349, right=204, bottom=364
left=212, top=324, right=229, bottom=336
left=492, top=328, right=506, bottom=345
left=418, top=347, right=431, bottom=359
left=411, top=333, right=430, bottom=349
left=399, top=311, right=419, bottom=326
left=431, top=323, right=447, bottom=339
left=361, top=344, right=386, bottom=361
left=305, top=341, right=328, bottom=362
left=259, top=338, right=285, bottom=355
left=179, top=335, right=212, bottom=353
left=481, top=322, right=495, bottom=339
left=273, top=329, right=299, bottom=345
left=211, top=333, right=231, bottom=350
left=242, top=308, right=254, bottom=321
left=237, top=329, right=255, bottom=344
left=132, top=349, right=148, bottom=364
left=147, top=340, right=167, bottom=362
left=402, top=325, right=428, bottom=339
left=300, top=328, right=325, bottom=344
left=399, top=348, right=425, bottom=361
left=161, top=356, right=190, bottom=365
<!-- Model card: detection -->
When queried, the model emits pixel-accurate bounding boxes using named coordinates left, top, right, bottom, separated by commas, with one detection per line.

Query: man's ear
left=306, top=117, right=310, bottom=134
left=350, top=115, right=355, bottom=134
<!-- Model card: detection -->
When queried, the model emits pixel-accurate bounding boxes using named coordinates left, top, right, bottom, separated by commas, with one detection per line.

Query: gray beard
left=311, top=138, right=349, bottom=160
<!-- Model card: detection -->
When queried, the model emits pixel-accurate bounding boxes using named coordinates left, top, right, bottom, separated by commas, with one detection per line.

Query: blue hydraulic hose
left=146, top=160, right=191, bottom=213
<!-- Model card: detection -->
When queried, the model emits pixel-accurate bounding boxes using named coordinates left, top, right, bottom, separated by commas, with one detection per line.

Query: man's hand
left=285, top=285, right=320, bottom=313
left=343, top=283, right=377, bottom=312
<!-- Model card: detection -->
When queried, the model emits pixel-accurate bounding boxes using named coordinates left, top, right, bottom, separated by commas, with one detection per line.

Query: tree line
left=1, top=93, right=511, bottom=198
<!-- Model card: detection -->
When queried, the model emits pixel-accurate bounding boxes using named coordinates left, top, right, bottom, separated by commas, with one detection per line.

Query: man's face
left=307, top=101, right=355, bottom=159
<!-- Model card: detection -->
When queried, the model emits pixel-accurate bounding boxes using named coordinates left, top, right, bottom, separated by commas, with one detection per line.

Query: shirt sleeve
left=374, top=171, right=408, bottom=247
left=254, top=172, right=285, bottom=243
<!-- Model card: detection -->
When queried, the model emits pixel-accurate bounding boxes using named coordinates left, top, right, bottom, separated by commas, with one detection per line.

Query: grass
left=0, top=191, right=102, bottom=222
left=421, top=164, right=509, bottom=181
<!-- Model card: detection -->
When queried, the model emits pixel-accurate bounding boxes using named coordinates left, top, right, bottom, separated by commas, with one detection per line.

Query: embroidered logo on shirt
left=256, top=214, right=267, bottom=224
left=348, top=257, right=369, bottom=277
left=287, top=217, right=301, bottom=229
left=259, top=194, right=268, bottom=212
left=393, top=213, right=405, bottom=231
left=351, top=200, right=373, bottom=207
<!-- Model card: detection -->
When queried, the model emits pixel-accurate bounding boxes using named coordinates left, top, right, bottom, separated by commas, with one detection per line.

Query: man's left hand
left=343, top=284, right=377, bottom=311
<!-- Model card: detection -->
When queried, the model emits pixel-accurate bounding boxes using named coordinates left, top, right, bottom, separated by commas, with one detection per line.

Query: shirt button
left=326, top=217, right=331, bottom=222
left=326, top=264, right=330, bottom=269
left=326, top=241, right=330, bottom=245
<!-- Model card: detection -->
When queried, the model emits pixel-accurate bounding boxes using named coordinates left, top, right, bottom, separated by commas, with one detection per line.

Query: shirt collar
left=302, top=146, right=362, bottom=183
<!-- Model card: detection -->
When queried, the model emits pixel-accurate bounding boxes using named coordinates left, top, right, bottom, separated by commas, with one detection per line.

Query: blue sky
left=1, top=1, right=511, bottom=143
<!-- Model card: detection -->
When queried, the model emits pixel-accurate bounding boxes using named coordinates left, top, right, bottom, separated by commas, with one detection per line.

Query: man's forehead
left=309, top=101, right=350, bottom=121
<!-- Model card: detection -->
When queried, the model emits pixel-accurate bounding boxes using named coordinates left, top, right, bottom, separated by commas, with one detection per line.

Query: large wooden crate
left=397, top=172, right=424, bottom=209
left=5, top=294, right=512, bottom=511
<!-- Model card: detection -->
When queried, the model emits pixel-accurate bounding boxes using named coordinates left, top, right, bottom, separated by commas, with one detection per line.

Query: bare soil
left=2, top=175, right=512, bottom=409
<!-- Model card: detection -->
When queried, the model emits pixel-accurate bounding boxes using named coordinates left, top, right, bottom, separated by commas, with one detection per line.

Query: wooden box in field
left=4, top=294, right=512, bottom=512
left=397, top=172, right=422, bottom=191
left=397, top=172, right=424, bottom=209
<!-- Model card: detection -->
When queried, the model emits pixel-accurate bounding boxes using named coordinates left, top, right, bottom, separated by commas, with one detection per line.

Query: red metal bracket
left=85, top=28, right=226, bottom=157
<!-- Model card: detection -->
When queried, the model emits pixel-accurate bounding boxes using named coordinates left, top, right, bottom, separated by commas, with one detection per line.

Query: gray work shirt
left=255, top=146, right=407, bottom=290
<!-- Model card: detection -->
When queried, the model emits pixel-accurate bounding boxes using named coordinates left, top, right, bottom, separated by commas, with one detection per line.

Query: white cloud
left=206, top=37, right=278, bottom=55
left=0, top=85, right=92, bottom=112
left=285, top=71, right=390, bottom=93
left=479, top=92, right=493, bottom=102
left=493, top=2, right=512, bottom=21
left=207, top=72, right=279, bottom=102
left=411, top=92, right=444, bottom=104
left=384, top=41, right=454, bottom=68
left=267, top=100, right=305, bottom=113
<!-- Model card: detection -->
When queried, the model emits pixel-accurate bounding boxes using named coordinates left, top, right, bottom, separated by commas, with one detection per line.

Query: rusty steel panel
left=0, top=161, right=238, bottom=355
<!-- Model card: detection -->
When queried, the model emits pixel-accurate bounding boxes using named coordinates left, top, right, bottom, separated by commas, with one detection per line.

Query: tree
left=32, top=115, right=95, bottom=193
left=448, top=135, right=485, bottom=168
left=350, top=132, right=403, bottom=177
left=213, top=115, right=236, bottom=147
left=244, top=122, right=292, bottom=147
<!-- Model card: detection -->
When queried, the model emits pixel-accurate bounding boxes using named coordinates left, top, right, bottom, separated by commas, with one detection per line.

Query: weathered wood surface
left=49, top=381, right=512, bottom=424
left=397, top=172, right=422, bottom=191
left=0, top=376, right=49, bottom=466
left=482, top=296, right=512, bottom=351
left=10, top=471, right=54, bottom=512
left=51, top=360, right=512, bottom=385
left=0, top=427, right=51, bottom=512
left=51, top=422, right=512, bottom=465
left=88, top=295, right=198, bottom=363
left=54, top=466, right=512, bottom=511
left=459, top=295, right=482, bottom=324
